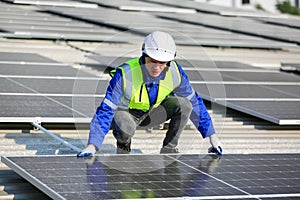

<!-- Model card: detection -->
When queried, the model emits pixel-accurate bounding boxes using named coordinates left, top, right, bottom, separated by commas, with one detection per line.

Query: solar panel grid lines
left=1, top=154, right=300, bottom=200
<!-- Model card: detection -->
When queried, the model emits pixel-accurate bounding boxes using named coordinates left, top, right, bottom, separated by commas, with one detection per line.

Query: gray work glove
left=208, top=134, right=223, bottom=155
left=77, top=144, right=96, bottom=157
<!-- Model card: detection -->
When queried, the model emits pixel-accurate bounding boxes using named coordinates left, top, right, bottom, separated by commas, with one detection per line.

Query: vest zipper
left=139, top=84, right=143, bottom=102
left=153, top=84, right=159, bottom=105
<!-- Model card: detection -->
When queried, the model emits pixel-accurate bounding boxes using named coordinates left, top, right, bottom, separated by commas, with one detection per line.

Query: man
left=78, top=31, right=222, bottom=156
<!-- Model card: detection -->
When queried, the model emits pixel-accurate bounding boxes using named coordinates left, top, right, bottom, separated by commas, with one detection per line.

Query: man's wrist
left=88, top=144, right=97, bottom=151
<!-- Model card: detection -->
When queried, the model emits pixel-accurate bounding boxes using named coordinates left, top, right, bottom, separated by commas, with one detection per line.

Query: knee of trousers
left=179, top=97, right=192, bottom=114
left=171, top=96, right=192, bottom=117
left=113, top=110, right=136, bottom=137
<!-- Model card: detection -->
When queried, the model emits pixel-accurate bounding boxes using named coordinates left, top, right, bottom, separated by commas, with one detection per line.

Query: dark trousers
left=112, top=96, right=192, bottom=150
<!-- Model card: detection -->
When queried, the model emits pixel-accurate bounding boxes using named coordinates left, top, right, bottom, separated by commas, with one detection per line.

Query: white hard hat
left=142, top=31, right=176, bottom=62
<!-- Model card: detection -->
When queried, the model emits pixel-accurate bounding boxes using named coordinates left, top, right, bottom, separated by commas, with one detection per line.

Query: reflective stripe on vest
left=112, top=58, right=182, bottom=111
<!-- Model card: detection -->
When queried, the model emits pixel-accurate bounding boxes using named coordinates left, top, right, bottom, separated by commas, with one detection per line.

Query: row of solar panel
left=89, top=55, right=300, bottom=125
left=0, top=0, right=299, bottom=48
left=2, top=154, right=300, bottom=200
left=0, top=52, right=105, bottom=123
left=0, top=52, right=299, bottom=125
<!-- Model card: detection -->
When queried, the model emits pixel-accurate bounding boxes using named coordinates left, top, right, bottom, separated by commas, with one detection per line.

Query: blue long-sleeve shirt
left=88, top=57, right=215, bottom=149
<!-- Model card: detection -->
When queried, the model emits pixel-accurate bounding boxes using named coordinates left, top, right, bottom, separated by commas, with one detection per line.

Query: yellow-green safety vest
left=110, top=58, right=181, bottom=112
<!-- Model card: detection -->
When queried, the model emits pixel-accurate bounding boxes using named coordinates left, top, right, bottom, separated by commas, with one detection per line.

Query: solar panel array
left=2, top=154, right=300, bottom=199
left=0, top=0, right=299, bottom=125
left=0, top=0, right=296, bottom=49
left=0, top=2, right=143, bottom=42
left=41, top=1, right=297, bottom=49
left=88, top=55, right=300, bottom=125
left=0, top=52, right=107, bottom=123
left=1, top=1, right=300, bottom=199
left=139, top=0, right=300, bottom=45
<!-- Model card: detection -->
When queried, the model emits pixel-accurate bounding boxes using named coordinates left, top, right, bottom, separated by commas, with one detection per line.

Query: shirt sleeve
left=88, top=69, right=123, bottom=149
left=173, top=63, right=215, bottom=138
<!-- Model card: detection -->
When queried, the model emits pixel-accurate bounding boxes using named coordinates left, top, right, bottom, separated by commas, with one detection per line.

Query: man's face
left=145, top=56, right=168, bottom=77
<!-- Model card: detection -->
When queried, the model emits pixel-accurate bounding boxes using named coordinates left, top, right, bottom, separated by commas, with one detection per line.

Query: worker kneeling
left=78, top=31, right=222, bottom=156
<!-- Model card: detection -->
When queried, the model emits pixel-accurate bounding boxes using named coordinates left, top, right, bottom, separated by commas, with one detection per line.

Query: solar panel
left=186, top=70, right=300, bottom=83
left=2, top=154, right=300, bottom=199
left=224, top=100, right=300, bottom=125
left=0, top=77, right=108, bottom=94
left=0, top=2, right=142, bottom=42
left=0, top=95, right=103, bottom=122
left=156, top=12, right=300, bottom=45
left=0, top=63, right=95, bottom=77
left=257, top=17, right=300, bottom=29
left=281, top=63, right=300, bottom=75
left=192, top=84, right=300, bottom=99
left=0, top=51, right=62, bottom=63
left=83, top=0, right=196, bottom=13
left=145, top=0, right=280, bottom=18
left=3, top=0, right=98, bottom=8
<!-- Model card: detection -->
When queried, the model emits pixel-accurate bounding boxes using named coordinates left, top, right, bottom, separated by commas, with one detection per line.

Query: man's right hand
left=77, top=144, right=96, bottom=157
left=208, top=134, right=223, bottom=156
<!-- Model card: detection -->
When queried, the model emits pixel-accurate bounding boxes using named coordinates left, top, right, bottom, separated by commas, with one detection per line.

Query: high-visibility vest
left=110, top=58, right=181, bottom=111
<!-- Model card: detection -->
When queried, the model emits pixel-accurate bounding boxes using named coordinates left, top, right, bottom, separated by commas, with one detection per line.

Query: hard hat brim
left=143, top=48, right=175, bottom=62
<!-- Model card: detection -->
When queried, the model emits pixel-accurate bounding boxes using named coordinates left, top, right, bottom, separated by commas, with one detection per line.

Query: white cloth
left=80, top=145, right=96, bottom=156
left=209, top=134, right=221, bottom=148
